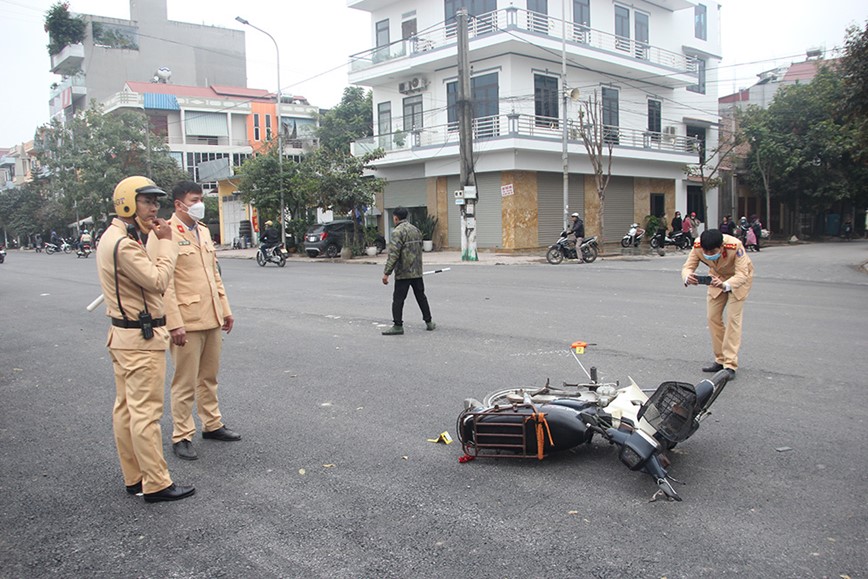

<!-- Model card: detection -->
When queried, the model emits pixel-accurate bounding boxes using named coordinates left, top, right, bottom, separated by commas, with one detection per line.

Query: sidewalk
left=216, top=245, right=685, bottom=265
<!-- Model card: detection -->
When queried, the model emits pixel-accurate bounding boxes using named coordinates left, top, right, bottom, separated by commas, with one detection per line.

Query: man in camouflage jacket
left=381, top=206, right=435, bottom=335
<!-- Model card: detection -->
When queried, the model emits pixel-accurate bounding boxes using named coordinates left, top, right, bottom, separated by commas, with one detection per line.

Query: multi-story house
left=0, top=142, right=37, bottom=188
left=348, top=0, right=721, bottom=248
left=49, top=0, right=246, bottom=124
left=102, top=82, right=320, bottom=245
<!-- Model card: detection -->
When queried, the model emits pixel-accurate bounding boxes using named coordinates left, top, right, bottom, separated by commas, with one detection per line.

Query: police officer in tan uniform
left=682, top=229, right=754, bottom=379
left=96, top=176, right=195, bottom=503
left=163, top=181, right=239, bottom=461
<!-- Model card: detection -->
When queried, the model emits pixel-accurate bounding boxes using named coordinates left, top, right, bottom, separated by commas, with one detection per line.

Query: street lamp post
left=236, top=16, right=285, bottom=245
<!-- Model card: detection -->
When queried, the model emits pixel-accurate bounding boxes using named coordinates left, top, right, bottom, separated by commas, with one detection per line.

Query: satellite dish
left=155, top=67, right=172, bottom=83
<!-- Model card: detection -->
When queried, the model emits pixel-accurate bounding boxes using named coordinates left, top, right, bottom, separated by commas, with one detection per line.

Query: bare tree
left=577, top=91, right=615, bottom=246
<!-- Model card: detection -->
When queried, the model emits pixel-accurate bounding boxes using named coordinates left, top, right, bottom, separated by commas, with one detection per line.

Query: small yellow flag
left=427, top=431, right=453, bottom=444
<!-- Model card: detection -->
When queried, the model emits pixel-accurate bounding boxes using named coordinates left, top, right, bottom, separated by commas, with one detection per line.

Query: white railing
left=352, top=113, right=697, bottom=156
left=350, top=8, right=696, bottom=75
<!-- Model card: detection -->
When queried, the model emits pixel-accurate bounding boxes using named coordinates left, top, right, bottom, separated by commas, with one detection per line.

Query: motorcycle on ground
left=256, top=243, right=287, bottom=267
left=546, top=233, right=599, bottom=265
left=456, top=342, right=732, bottom=501
left=621, top=223, right=645, bottom=248
left=0, top=246, right=6, bottom=264
left=650, top=228, right=692, bottom=250
left=76, top=243, right=92, bottom=258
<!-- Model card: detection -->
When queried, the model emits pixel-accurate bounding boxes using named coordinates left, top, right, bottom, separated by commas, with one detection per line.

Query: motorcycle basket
left=637, top=381, right=699, bottom=444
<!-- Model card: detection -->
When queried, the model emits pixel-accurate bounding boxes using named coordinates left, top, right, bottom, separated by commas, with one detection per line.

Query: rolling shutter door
left=603, top=176, right=634, bottom=241
left=446, top=174, right=503, bottom=248
left=538, top=173, right=585, bottom=244
left=383, top=178, right=427, bottom=208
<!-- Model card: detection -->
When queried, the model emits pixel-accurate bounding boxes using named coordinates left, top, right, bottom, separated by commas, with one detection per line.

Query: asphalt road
left=1, top=242, right=866, bottom=578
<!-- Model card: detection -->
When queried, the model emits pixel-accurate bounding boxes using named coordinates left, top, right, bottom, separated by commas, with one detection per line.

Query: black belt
left=111, top=316, right=166, bottom=329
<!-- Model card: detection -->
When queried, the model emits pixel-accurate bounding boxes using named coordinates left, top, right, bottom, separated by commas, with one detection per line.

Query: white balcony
left=349, top=8, right=698, bottom=89
left=352, top=114, right=697, bottom=165
left=50, top=43, right=85, bottom=76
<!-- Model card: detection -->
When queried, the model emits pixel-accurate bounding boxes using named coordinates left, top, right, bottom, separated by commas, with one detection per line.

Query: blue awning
left=143, top=93, right=180, bottom=111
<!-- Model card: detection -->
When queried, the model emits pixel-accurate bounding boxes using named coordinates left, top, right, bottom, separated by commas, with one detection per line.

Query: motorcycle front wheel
left=582, top=246, right=598, bottom=263
left=650, top=237, right=660, bottom=249
left=546, top=247, right=564, bottom=265
left=63, top=246, right=72, bottom=254
left=256, top=252, right=267, bottom=267
left=620, top=238, right=631, bottom=248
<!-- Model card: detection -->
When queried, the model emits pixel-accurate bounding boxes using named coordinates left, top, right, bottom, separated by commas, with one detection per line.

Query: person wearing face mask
left=681, top=229, right=754, bottom=380
left=161, top=181, right=240, bottom=462
left=96, top=176, right=195, bottom=502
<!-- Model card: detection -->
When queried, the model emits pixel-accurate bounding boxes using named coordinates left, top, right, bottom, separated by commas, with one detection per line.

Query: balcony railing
left=350, top=7, right=697, bottom=75
left=49, top=75, right=87, bottom=100
left=50, top=43, right=85, bottom=75
left=353, top=114, right=697, bottom=156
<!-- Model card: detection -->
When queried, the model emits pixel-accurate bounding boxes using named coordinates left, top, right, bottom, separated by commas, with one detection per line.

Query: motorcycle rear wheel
left=620, top=238, right=631, bottom=248
left=256, top=252, right=267, bottom=267
left=546, top=247, right=564, bottom=265
left=277, top=255, right=286, bottom=267
left=678, top=237, right=692, bottom=250
left=45, top=246, right=55, bottom=255
left=581, top=245, right=598, bottom=263
left=650, top=237, right=660, bottom=249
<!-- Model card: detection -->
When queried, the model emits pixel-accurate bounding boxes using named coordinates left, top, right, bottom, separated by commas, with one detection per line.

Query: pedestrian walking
left=95, top=176, right=194, bottom=503
left=381, top=206, right=435, bottom=335
left=163, top=181, right=240, bottom=462
left=681, top=229, right=754, bottom=380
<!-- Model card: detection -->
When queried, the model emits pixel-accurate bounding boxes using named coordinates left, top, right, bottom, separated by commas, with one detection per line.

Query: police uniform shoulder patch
left=736, top=248, right=744, bottom=257
left=724, top=242, right=738, bottom=250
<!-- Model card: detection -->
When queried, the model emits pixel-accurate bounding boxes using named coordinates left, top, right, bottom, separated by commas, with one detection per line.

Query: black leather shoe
left=202, top=426, right=241, bottom=441
left=143, top=483, right=195, bottom=503
left=172, top=439, right=198, bottom=461
left=125, top=481, right=142, bottom=495
left=723, top=368, right=736, bottom=380
left=702, top=362, right=724, bottom=373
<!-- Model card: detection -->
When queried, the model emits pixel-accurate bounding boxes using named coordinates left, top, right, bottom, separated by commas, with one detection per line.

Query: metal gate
left=602, top=176, right=634, bottom=241
left=537, top=173, right=585, bottom=244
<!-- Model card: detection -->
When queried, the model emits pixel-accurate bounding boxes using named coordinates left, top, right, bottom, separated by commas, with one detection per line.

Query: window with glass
left=688, top=58, right=706, bottom=94
left=695, top=4, right=707, bottom=41
left=602, top=87, right=619, bottom=145
left=378, top=102, right=392, bottom=148
left=647, top=99, right=661, bottom=140
left=615, top=5, right=630, bottom=51
left=634, top=11, right=649, bottom=59
left=253, top=113, right=260, bottom=141
left=265, top=114, right=272, bottom=141
left=528, top=0, right=548, bottom=34
left=375, top=19, right=390, bottom=62
left=446, top=72, right=500, bottom=136
left=534, top=74, right=559, bottom=127
left=403, top=95, right=423, bottom=132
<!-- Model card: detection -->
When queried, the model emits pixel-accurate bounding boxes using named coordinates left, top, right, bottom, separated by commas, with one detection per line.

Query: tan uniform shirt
left=159, top=215, right=231, bottom=332
left=96, top=218, right=178, bottom=350
left=681, top=234, right=754, bottom=300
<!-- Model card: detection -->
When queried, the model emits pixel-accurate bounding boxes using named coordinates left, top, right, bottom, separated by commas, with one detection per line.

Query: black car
left=303, top=220, right=356, bottom=258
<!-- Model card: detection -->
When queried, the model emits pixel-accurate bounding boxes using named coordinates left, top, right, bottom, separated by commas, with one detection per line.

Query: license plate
left=308, top=236, right=317, bottom=242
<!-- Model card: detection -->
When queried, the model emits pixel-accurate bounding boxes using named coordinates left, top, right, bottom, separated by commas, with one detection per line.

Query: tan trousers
left=170, top=327, right=223, bottom=443
left=707, top=290, right=747, bottom=370
left=110, top=349, right=172, bottom=494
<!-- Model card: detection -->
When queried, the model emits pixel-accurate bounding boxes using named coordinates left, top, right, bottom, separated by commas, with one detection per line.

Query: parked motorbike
left=546, top=233, right=599, bottom=264
left=0, top=246, right=6, bottom=264
left=456, top=343, right=731, bottom=501
left=621, top=223, right=645, bottom=248
left=76, top=243, right=92, bottom=258
left=650, top=228, right=692, bottom=250
left=256, top=243, right=287, bottom=267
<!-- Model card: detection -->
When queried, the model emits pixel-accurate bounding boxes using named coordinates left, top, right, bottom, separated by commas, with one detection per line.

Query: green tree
left=34, top=102, right=186, bottom=228
left=316, top=87, right=374, bottom=153
left=235, top=148, right=305, bottom=226
left=44, top=2, right=86, bottom=56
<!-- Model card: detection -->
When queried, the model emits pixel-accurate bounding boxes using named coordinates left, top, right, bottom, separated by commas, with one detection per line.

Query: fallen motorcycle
left=256, top=243, right=287, bottom=267
left=456, top=342, right=731, bottom=501
left=546, top=233, right=599, bottom=264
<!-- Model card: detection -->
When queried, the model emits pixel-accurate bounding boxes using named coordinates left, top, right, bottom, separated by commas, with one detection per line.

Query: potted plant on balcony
left=418, top=215, right=438, bottom=252
left=44, top=2, right=86, bottom=56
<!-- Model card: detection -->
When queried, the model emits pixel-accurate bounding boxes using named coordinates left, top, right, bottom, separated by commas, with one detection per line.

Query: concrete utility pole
left=562, top=0, right=569, bottom=231
left=456, top=9, right=478, bottom=261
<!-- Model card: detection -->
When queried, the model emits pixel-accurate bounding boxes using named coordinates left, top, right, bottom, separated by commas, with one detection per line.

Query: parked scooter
left=0, top=246, right=6, bottom=264
left=256, top=243, right=287, bottom=267
left=621, top=223, right=645, bottom=248
left=457, top=343, right=732, bottom=501
left=546, top=233, right=599, bottom=264
left=650, top=228, right=692, bottom=250
left=76, top=243, right=92, bottom=258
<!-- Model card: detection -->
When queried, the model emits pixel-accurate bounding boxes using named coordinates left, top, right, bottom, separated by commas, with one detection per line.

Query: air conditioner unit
left=398, top=81, right=410, bottom=94
left=399, top=77, right=428, bottom=95
left=663, top=126, right=677, bottom=135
